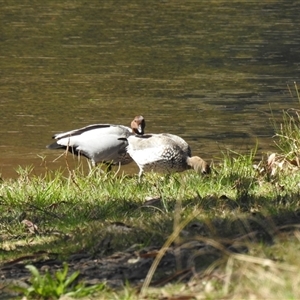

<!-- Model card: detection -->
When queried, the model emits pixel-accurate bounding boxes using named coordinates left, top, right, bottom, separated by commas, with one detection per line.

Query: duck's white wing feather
left=53, top=124, right=131, bottom=140
left=54, top=125, right=132, bottom=163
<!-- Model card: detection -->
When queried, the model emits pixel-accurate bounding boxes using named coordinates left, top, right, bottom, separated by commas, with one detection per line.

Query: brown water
left=1, top=1, right=300, bottom=178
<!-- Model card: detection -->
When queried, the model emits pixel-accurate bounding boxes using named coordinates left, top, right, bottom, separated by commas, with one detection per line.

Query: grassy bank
left=1, top=150, right=300, bottom=299
left=2, top=100, right=300, bottom=298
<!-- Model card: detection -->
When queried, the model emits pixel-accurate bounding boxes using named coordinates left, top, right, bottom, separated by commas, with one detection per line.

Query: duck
left=125, top=133, right=210, bottom=180
left=47, top=115, right=145, bottom=167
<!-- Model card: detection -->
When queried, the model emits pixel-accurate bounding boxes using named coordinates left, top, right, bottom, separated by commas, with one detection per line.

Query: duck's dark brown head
left=131, top=115, right=145, bottom=135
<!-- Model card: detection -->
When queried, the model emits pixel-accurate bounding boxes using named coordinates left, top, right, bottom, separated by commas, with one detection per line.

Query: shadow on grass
left=1, top=188, right=300, bottom=297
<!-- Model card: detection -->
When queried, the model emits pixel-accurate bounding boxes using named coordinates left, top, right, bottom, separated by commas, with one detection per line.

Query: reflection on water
left=0, top=1, right=299, bottom=178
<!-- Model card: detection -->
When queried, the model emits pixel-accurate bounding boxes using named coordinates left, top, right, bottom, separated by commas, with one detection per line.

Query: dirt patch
left=1, top=211, right=300, bottom=298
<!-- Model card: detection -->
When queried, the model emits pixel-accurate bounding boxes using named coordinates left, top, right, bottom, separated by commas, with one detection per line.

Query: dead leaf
left=21, top=219, right=39, bottom=234
left=267, top=153, right=276, bottom=167
left=139, top=250, right=159, bottom=258
left=143, top=196, right=162, bottom=206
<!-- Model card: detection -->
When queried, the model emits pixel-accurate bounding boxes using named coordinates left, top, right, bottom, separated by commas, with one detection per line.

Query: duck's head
left=131, top=115, right=145, bottom=135
left=187, top=156, right=211, bottom=174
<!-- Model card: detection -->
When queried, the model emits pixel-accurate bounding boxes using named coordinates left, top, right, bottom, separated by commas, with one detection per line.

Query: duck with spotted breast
left=47, top=115, right=145, bottom=167
left=125, top=132, right=210, bottom=180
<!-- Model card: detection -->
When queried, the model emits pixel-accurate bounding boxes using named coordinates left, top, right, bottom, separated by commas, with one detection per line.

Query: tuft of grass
left=273, top=108, right=300, bottom=157
left=272, top=82, right=300, bottom=158
left=13, top=262, right=106, bottom=299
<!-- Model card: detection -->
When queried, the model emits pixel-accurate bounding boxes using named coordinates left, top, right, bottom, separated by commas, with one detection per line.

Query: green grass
left=2, top=94, right=300, bottom=298
left=272, top=82, right=300, bottom=158
left=14, top=263, right=106, bottom=299
left=1, top=150, right=300, bottom=299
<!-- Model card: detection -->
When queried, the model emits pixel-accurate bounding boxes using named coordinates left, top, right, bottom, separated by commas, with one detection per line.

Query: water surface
left=1, top=1, right=299, bottom=178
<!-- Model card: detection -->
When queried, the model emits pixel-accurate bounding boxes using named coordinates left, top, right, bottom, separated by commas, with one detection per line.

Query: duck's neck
left=132, top=128, right=144, bottom=135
